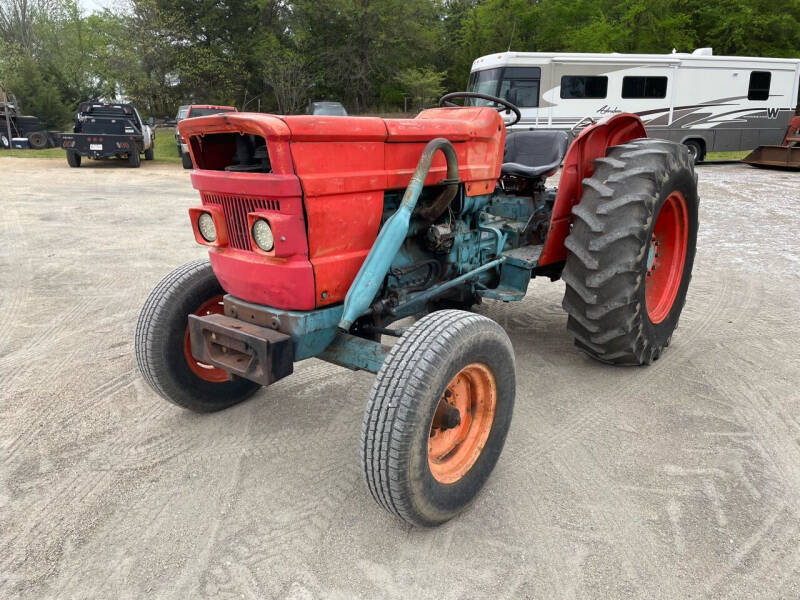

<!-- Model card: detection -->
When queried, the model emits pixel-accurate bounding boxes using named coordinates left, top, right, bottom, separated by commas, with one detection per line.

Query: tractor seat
left=501, top=130, right=569, bottom=179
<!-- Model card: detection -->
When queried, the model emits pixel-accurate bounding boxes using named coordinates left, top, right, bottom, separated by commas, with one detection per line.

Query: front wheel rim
left=428, top=363, right=497, bottom=484
left=645, top=191, right=689, bottom=324
left=183, top=295, right=229, bottom=383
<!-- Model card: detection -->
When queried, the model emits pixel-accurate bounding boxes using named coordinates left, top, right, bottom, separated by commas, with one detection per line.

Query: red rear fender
left=539, top=113, right=647, bottom=266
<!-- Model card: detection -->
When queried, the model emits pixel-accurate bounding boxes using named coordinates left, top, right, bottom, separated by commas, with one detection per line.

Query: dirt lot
left=1, top=156, right=799, bottom=599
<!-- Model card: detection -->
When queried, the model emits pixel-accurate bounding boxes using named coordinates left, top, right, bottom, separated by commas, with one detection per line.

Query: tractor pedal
left=502, top=245, right=543, bottom=269
left=477, top=285, right=526, bottom=302
left=476, top=245, right=543, bottom=302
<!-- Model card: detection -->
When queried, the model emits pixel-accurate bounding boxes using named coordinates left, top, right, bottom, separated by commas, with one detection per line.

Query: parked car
left=175, top=104, right=237, bottom=168
left=306, top=101, right=348, bottom=116
left=52, top=101, right=154, bottom=168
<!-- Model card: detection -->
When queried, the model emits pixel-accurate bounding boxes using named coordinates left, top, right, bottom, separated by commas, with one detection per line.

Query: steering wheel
left=439, top=92, right=522, bottom=126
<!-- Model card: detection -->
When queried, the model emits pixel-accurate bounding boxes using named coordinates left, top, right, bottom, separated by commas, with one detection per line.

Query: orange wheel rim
left=183, top=295, right=229, bottom=383
left=428, top=363, right=497, bottom=484
left=645, top=191, right=689, bottom=324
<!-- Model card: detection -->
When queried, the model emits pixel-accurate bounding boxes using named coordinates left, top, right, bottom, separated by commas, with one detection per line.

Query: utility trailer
left=53, top=101, right=154, bottom=168
left=0, top=84, right=51, bottom=149
left=468, top=48, right=800, bottom=162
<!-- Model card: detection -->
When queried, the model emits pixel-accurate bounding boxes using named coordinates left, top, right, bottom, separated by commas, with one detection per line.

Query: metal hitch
left=188, top=313, right=293, bottom=385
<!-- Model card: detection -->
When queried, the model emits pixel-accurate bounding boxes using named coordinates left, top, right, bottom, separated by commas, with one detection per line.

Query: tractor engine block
left=377, top=181, right=554, bottom=315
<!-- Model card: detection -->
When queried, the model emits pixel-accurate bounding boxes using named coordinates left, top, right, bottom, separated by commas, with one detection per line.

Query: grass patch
left=153, top=128, right=181, bottom=163
left=1, top=145, right=63, bottom=158
left=705, top=150, right=748, bottom=161
left=1, top=128, right=181, bottom=163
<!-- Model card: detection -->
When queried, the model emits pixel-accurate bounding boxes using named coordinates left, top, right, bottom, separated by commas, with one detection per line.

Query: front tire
left=135, top=259, right=261, bottom=412
left=181, top=152, right=193, bottom=169
left=361, top=310, right=515, bottom=527
left=561, top=138, right=699, bottom=365
left=144, top=144, right=154, bottom=160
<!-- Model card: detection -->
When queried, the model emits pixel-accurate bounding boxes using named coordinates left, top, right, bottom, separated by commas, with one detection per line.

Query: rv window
left=748, top=71, right=771, bottom=101
left=498, top=67, right=540, bottom=108
left=504, top=67, right=541, bottom=79
left=498, top=79, right=539, bottom=107
left=560, top=76, right=608, bottom=99
left=467, top=68, right=503, bottom=102
left=622, top=76, right=668, bottom=99
left=468, top=66, right=540, bottom=107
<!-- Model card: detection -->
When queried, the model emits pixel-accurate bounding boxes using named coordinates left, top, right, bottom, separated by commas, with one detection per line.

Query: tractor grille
left=202, top=193, right=281, bottom=250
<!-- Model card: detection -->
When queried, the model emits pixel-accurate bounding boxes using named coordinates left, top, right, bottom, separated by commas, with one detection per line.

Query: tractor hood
left=180, top=108, right=506, bottom=311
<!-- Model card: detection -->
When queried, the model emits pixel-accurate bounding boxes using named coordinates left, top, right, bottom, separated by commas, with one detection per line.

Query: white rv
left=467, top=49, right=800, bottom=161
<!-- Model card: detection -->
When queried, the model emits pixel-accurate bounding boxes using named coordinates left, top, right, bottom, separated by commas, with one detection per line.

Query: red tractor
left=136, top=92, right=698, bottom=527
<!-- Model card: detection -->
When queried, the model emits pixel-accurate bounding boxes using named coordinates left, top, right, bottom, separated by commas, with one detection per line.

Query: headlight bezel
left=188, top=206, right=228, bottom=247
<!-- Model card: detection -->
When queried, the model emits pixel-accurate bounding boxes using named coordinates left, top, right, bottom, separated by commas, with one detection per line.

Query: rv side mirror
left=147, top=116, right=155, bottom=127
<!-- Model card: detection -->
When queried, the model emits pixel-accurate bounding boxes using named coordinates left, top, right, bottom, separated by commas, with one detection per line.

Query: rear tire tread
left=561, top=138, right=698, bottom=365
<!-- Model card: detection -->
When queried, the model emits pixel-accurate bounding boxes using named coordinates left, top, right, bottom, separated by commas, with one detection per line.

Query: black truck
left=53, top=102, right=155, bottom=168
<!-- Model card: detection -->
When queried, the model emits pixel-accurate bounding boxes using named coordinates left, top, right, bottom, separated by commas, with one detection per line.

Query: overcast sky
left=79, top=0, right=117, bottom=13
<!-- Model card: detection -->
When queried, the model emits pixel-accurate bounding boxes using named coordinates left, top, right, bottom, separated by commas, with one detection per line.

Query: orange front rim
left=645, top=191, right=689, bottom=324
left=183, top=295, right=229, bottom=383
left=428, top=363, right=497, bottom=484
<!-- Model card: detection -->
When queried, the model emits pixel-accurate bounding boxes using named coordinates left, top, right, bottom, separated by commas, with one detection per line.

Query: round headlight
left=252, top=219, right=274, bottom=252
left=197, top=212, right=217, bottom=242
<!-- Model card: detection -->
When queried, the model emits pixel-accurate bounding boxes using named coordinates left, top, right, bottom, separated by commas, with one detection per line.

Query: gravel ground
left=1, top=156, right=799, bottom=599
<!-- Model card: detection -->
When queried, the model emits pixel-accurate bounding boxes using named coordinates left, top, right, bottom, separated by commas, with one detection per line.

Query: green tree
left=263, top=50, right=314, bottom=114
left=3, top=0, right=800, bottom=121
left=396, top=66, right=446, bottom=109
left=293, top=0, right=444, bottom=111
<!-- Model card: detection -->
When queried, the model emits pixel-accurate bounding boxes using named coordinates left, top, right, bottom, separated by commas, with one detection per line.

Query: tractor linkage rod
left=387, top=257, right=506, bottom=316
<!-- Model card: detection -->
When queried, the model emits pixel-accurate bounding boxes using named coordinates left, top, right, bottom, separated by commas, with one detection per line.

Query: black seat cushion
left=501, top=130, right=569, bottom=179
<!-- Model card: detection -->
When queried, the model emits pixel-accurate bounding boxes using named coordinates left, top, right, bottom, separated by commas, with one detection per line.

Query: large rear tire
left=561, top=138, right=699, bottom=365
left=135, top=259, right=261, bottom=412
left=66, top=151, right=81, bottom=168
left=361, top=310, right=515, bottom=527
left=127, top=150, right=141, bottom=168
